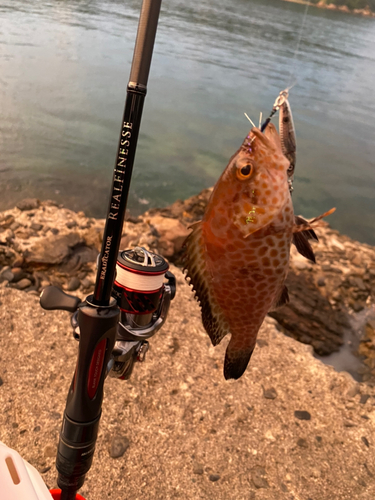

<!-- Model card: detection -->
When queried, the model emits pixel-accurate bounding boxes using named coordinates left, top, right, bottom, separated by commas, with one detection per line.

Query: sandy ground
left=0, top=266, right=374, bottom=500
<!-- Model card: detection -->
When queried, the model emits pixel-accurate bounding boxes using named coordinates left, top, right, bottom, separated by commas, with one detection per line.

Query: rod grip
left=129, top=0, right=162, bottom=87
left=56, top=300, right=119, bottom=491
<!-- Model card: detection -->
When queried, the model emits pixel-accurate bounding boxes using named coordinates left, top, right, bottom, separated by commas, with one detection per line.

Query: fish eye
left=236, top=162, right=254, bottom=180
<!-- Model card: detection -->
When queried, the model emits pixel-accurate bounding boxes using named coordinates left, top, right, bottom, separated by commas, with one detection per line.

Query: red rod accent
left=87, top=339, right=107, bottom=399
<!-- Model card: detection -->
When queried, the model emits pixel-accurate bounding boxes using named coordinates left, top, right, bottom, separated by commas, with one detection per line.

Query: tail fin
left=224, top=341, right=254, bottom=380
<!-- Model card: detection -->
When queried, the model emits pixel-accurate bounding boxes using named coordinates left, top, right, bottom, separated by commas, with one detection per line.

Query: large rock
left=269, top=269, right=348, bottom=355
left=16, top=198, right=40, bottom=211
left=23, top=233, right=83, bottom=265
left=144, top=187, right=213, bottom=225
left=145, top=215, right=190, bottom=259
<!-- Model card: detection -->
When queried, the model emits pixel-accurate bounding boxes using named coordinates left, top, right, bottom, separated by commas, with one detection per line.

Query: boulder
left=23, top=233, right=83, bottom=265
left=146, top=215, right=190, bottom=259
left=16, top=198, right=40, bottom=211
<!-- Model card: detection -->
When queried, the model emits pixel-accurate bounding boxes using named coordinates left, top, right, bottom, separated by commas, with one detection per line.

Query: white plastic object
left=0, top=441, right=52, bottom=500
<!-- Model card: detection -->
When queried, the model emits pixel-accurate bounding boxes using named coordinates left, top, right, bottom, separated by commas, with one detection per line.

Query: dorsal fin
left=182, top=221, right=230, bottom=346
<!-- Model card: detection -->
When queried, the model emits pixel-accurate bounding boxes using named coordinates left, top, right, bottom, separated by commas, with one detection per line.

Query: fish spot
left=235, top=240, right=246, bottom=249
left=273, top=259, right=281, bottom=267
left=232, top=193, right=240, bottom=203
left=211, top=218, right=222, bottom=230
left=270, top=249, right=278, bottom=257
left=262, top=257, right=271, bottom=267
left=238, top=267, right=249, bottom=277
left=262, top=182, right=268, bottom=189
left=265, top=237, right=275, bottom=247
left=278, top=240, right=285, bottom=247
left=265, top=189, right=272, bottom=196
left=271, top=197, right=278, bottom=205
left=267, top=274, right=278, bottom=282
left=249, top=240, right=262, bottom=248
left=258, top=246, right=268, bottom=256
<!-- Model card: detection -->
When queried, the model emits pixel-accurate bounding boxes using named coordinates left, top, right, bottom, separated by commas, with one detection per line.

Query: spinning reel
left=41, top=247, right=176, bottom=381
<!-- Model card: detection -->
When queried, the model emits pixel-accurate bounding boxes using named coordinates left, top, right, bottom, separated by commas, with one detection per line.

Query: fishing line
left=260, top=1, right=311, bottom=132
left=286, top=1, right=311, bottom=90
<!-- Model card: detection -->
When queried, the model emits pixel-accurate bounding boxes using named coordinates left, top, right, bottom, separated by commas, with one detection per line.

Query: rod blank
left=129, top=0, right=162, bottom=88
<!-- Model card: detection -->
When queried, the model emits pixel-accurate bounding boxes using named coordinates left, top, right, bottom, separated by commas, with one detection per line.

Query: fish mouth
left=250, top=126, right=277, bottom=152
left=250, top=124, right=274, bottom=149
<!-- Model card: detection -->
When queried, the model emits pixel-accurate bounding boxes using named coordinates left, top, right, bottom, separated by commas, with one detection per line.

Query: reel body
left=110, top=247, right=175, bottom=379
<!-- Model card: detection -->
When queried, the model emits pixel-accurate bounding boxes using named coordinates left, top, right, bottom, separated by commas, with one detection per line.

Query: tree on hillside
left=309, top=0, right=374, bottom=11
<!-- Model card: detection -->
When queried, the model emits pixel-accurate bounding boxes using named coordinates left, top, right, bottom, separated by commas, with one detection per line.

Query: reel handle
left=40, top=286, right=81, bottom=313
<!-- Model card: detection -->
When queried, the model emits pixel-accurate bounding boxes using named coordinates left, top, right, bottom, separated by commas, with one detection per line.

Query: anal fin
left=272, top=285, right=289, bottom=309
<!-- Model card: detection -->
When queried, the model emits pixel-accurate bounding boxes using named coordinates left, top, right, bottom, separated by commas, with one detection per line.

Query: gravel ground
left=0, top=266, right=374, bottom=500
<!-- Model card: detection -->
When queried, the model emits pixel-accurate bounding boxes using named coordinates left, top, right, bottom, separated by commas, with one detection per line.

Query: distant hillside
left=287, top=0, right=375, bottom=15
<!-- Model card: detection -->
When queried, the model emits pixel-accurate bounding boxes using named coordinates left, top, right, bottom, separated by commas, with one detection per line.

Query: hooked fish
left=183, top=123, right=334, bottom=380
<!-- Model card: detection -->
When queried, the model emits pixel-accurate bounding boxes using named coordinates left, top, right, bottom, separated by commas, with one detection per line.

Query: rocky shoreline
left=0, top=191, right=375, bottom=385
left=1, top=193, right=375, bottom=499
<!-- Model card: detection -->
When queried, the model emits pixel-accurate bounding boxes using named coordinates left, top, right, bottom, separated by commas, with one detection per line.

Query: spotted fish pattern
left=183, top=124, right=334, bottom=380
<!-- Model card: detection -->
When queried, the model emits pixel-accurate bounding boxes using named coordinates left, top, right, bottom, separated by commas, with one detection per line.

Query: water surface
left=1, top=0, right=375, bottom=243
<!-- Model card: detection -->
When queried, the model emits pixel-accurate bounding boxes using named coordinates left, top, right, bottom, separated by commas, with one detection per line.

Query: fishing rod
left=38, top=1, right=177, bottom=499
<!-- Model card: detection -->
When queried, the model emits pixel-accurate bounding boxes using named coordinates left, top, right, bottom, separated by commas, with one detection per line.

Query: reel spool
left=112, top=246, right=169, bottom=328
